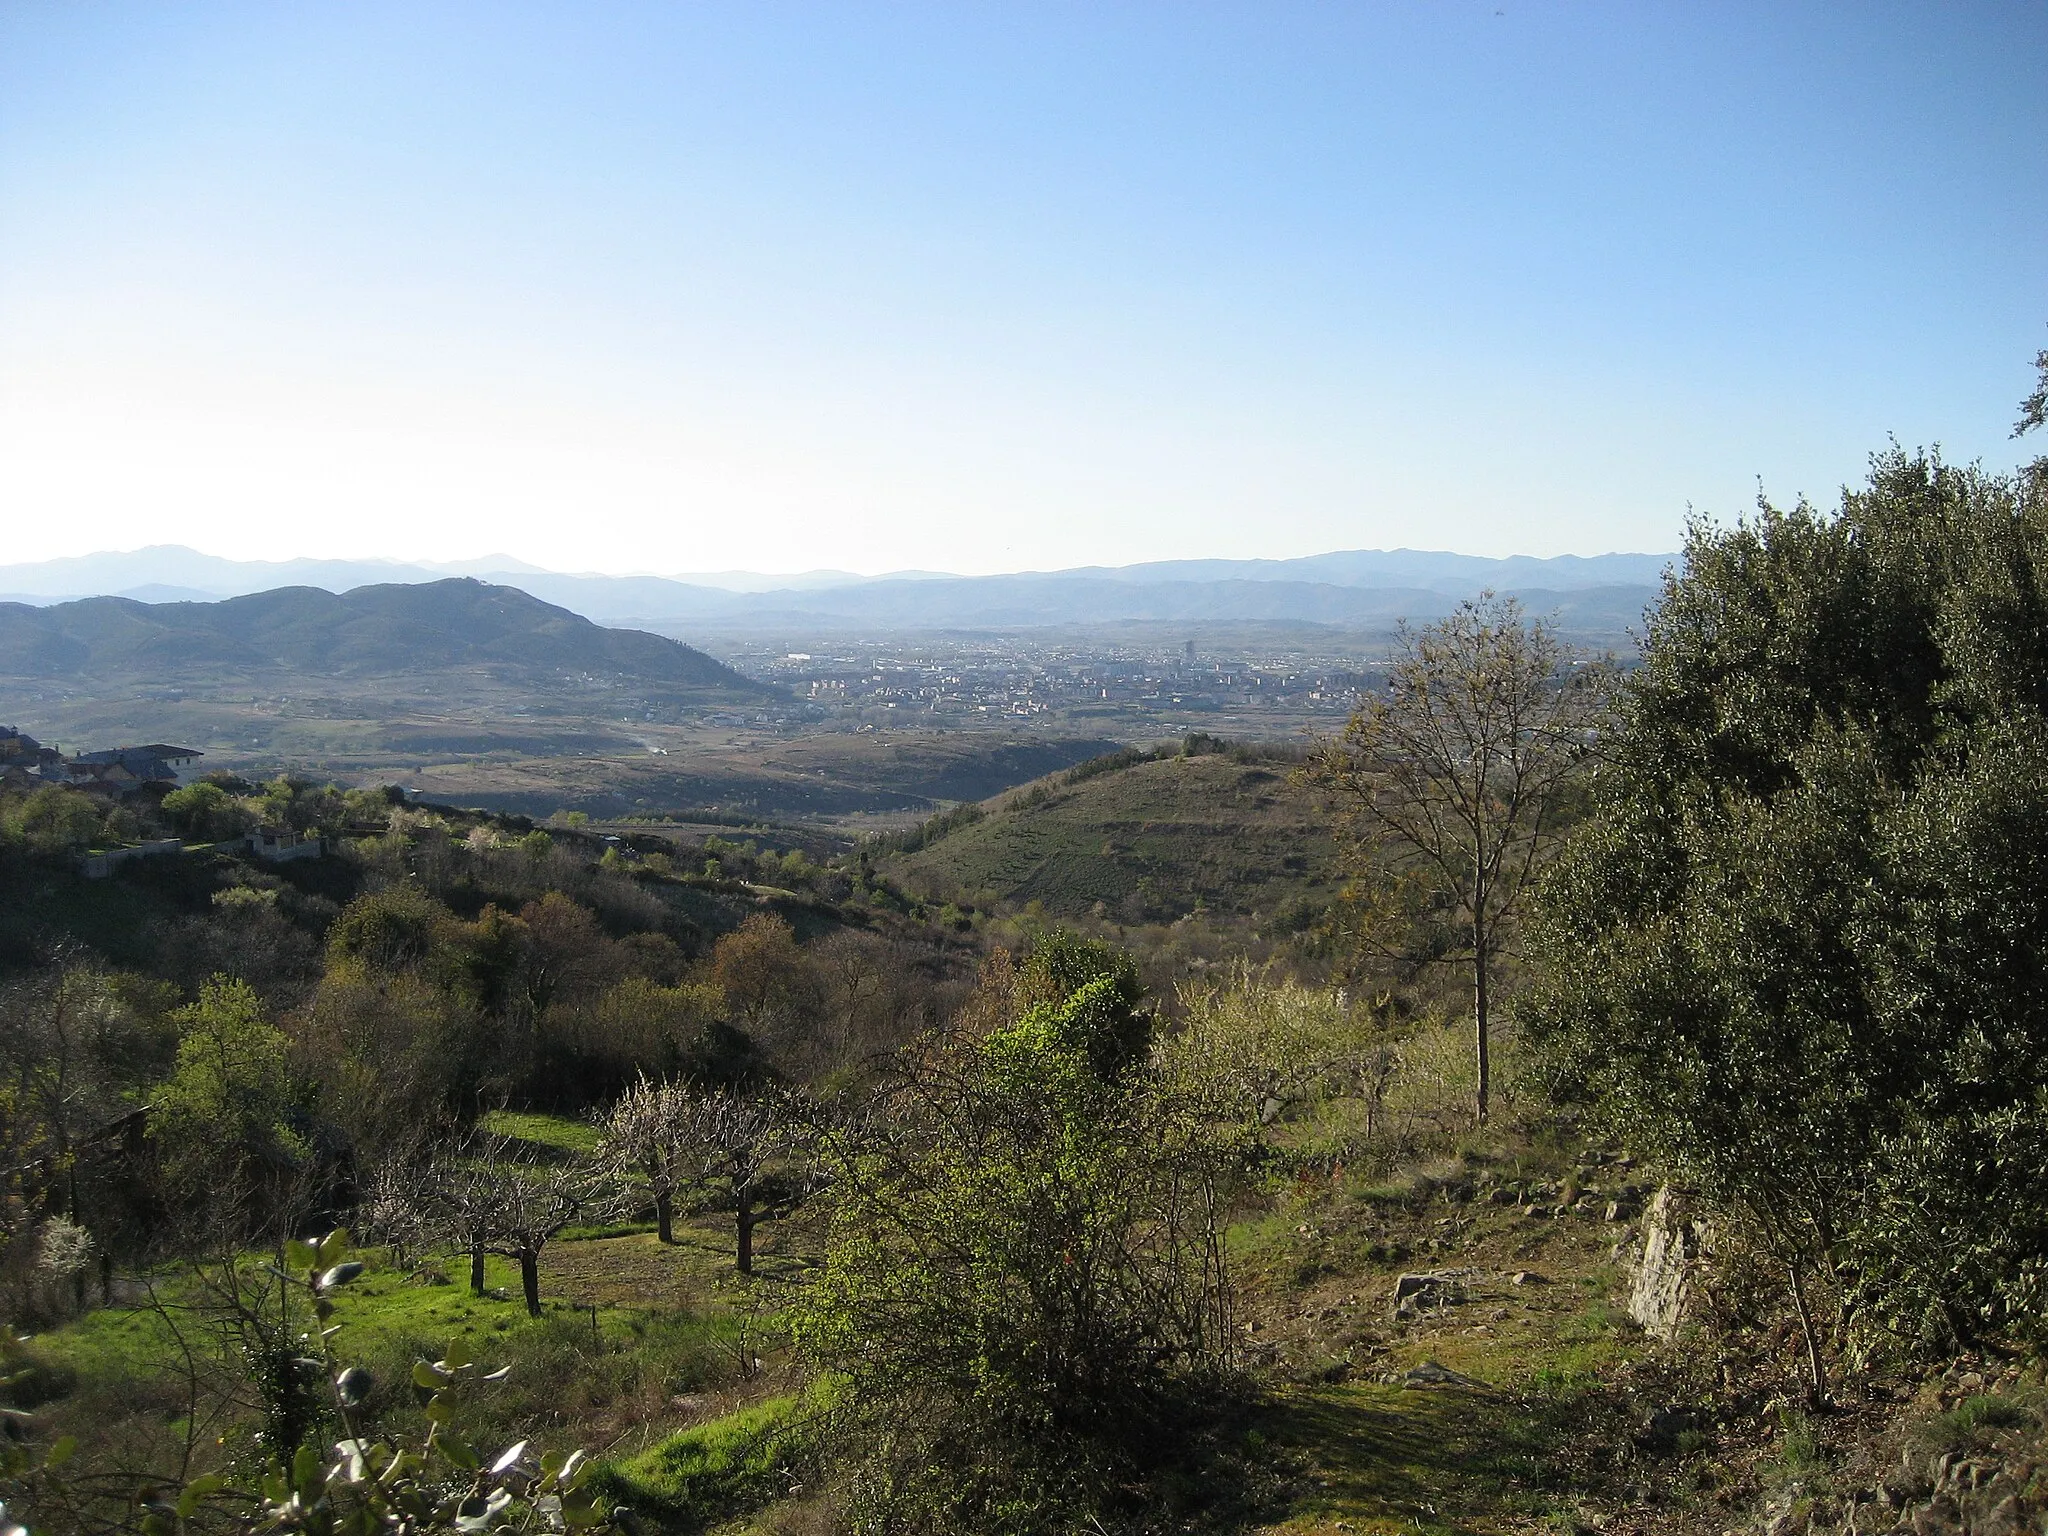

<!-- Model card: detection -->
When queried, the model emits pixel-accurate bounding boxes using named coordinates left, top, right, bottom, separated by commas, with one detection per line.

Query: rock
left=1908, top=1495, right=1961, bottom=1535
left=1626, top=1186, right=1712, bottom=1340
left=1393, top=1271, right=1448, bottom=1300
left=1391, top=1271, right=1464, bottom=1317
left=1401, top=1358, right=1486, bottom=1389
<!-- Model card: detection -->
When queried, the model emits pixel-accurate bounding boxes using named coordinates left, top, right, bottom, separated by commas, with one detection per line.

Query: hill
left=0, top=579, right=768, bottom=696
left=887, top=745, right=1346, bottom=924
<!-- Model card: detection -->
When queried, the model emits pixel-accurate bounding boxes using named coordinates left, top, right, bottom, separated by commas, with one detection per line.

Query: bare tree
left=695, top=1090, right=803, bottom=1275
left=1306, top=592, right=1607, bottom=1123
left=598, top=1075, right=695, bottom=1244
left=421, top=1135, right=608, bottom=1314
left=599, top=1079, right=804, bottom=1273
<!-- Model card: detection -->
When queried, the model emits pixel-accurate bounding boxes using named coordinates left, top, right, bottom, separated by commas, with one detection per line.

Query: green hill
left=887, top=746, right=1346, bottom=924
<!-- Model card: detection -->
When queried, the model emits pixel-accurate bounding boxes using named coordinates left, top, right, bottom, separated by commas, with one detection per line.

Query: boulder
left=1626, top=1186, right=1710, bottom=1340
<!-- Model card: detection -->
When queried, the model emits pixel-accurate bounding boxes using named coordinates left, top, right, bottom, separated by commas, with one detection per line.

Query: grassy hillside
left=889, top=747, right=1345, bottom=924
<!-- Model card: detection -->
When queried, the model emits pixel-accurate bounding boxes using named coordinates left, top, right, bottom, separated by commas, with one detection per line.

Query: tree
left=599, top=1075, right=696, bottom=1244
left=1528, top=423, right=2048, bottom=1387
left=2, top=787, right=103, bottom=858
left=160, top=782, right=253, bottom=843
left=1306, top=593, right=1604, bottom=1123
left=687, top=1087, right=801, bottom=1275
left=420, top=1135, right=604, bottom=1315
left=153, top=977, right=308, bottom=1234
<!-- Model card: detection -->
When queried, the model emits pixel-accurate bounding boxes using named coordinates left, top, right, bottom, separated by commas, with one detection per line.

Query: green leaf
left=438, top=1433, right=479, bottom=1471
left=285, top=1239, right=318, bottom=1271
left=44, top=1435, right=77, bottom=1469
left=292, top=1441, right=320, bottom=1496
left=439, top=1337, right=472, bottom=1370
left=175, top=1472, right=225, bottom=1517
left=413, top=1360, right=453, bottom=1390
left=317, top=1228, right=351, bottom=1266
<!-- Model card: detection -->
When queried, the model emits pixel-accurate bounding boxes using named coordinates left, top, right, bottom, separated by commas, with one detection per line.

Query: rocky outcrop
left=1625, top=1185, right=1711, bottom=1339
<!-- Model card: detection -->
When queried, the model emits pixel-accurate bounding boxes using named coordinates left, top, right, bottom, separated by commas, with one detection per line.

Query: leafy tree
left=1307, top=592, right=1605, bottom=1123
left=1, top=788, right=103, bottom=858
left=160, top=782, right=253, bottom=843
left=709, top=913, right=819, bottom=1044
left=1530, top=425, right=2048, bottom=1380
left=153, top=977, right=308, bottom=1233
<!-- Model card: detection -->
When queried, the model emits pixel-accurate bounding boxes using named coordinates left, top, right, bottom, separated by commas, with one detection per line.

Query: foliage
left=161, top=784, right=255, bottom=844
left=4, top=1231, right=617, bottom=1534
left=153, top=977, right=309, bottom=1233
left=1529, top=437, right=2048, bottom=1359
left=0, top=789, right=106, bottom=859
left=796, top=941, right=1236, bottom=1534
left=1164, top=967, right=1373, bottom=1134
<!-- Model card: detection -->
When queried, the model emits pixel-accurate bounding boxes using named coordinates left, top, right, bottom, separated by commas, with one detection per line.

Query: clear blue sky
left=1, top=2, right=2042, bottom=575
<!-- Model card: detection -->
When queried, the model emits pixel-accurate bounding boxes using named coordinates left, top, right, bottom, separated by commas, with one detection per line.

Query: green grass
left=481, top=1109, right=602, bottom=1154
left=595, top=1385, right=829, bottom=1529
left=1911, top=1390, right=2042, bottom=1456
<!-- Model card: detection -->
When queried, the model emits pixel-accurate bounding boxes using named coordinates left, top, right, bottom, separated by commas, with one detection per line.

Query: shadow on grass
left=1262, top=1380, right=1572, bottom=1534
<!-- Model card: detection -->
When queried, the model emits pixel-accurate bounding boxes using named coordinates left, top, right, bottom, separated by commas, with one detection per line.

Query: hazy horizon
left=0, top=539, right=1680, bottom=591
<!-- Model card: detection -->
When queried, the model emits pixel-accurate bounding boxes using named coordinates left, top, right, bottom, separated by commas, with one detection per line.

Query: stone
left=1626, top=1185, right=1711, bottom=1340
left=1401, top=1358, right=1485, bottom=1389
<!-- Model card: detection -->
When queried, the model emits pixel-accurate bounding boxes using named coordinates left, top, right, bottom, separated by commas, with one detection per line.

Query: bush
left=796, top=941, right=1237, bottom=1534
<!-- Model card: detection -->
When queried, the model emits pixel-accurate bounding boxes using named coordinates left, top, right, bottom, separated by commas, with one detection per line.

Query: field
left=889, top=749, right=1348, bottom=923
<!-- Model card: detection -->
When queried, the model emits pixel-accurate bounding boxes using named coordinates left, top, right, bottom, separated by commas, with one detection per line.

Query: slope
left=888, top=747, right=1346, bottom=923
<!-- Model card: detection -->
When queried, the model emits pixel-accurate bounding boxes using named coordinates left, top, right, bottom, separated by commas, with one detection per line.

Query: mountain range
left=0, top=545, right=1672, bottom=634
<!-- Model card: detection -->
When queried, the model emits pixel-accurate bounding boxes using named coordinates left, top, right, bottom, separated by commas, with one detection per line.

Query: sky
left=1, top=3, right=2043, bottom=577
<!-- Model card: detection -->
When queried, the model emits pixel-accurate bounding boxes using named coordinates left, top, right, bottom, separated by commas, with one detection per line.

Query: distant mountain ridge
left=0, top=579, right=770, bottom=696
left=0, top=544, right=1672, bottom=634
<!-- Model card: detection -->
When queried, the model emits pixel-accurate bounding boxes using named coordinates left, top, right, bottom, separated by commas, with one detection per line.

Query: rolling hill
left=0, top=579, right=769, bottom=695
left=887, top=746, right=1347, bottom=923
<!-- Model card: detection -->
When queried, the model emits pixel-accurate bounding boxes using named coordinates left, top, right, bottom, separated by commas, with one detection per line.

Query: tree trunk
left=520, top=1250, right=541, bottom=1317
left=1787, top=1260, right=1829, bottom=1408
left=470, top=1243, right=486, bottom=1294
left=1473, top=926, right=1492, bottom=1127
left=656, top=1188, right=674, bottom=1245
left=736, top=1190, right=755, bottom=1275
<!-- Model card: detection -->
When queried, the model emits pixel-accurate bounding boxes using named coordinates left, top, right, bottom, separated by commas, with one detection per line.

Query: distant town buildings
left=2, top=728, right=206, bottom=794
